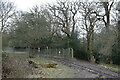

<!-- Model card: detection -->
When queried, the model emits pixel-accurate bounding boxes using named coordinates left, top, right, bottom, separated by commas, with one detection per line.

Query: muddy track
left=49, top=57, right=119, bottom=78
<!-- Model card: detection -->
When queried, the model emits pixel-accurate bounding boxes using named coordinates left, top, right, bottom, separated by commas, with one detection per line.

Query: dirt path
left=50, top=58, right=120, bottom=78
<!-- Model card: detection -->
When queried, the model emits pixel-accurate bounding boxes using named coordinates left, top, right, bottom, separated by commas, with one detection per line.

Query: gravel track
left=49, top=57, right=119, bottom=78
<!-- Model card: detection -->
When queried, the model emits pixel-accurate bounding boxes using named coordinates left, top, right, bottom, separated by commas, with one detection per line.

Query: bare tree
left=93, top=0, right=114, bottom=30
left=48, top=0, right=80, bottom=47
left=102, top=0, right=114, bottom=30
left=0, top=0, right=15, bottom=32
left=80, top=2, right=101, bottom=61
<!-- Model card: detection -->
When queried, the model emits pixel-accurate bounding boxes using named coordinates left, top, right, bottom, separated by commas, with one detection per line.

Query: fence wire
left=29, top=48, right=73, bottom=59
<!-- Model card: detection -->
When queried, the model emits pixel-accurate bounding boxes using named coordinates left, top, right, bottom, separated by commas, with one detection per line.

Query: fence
left=29, top=48, right=73, bottom=59
left=3, top=47, right=74, bottom=59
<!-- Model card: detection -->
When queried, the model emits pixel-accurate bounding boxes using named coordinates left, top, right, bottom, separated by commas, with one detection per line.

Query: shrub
left=70, top=39, right=88, bottom=60
left=111, top=44, right=120, bottom=65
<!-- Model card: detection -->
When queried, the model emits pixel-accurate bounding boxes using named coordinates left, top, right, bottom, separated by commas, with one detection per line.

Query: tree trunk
left=86, top=34, right=91, bottom=61
left=90, top=30, right=95, bottom=63
left=86, top=30, right=95, bottom=62
left=117, top=21, right=120, bottom=56
left=0, top=32, right=2, bottom=79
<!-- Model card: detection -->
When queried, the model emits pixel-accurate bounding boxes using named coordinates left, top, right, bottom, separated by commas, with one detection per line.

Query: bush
left=100, top=54, right=111, bottom=64
left=69, top=32, right=88, bottom=60
left=70, top=39, right=88, bottom=60
left=93, top=50, right=100, bottom=64
left=74, top=45, right=88, bottom=60
left=111, top=44, right=120, bottom=65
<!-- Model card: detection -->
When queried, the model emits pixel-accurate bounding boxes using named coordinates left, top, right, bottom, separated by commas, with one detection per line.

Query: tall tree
left=9, top=6, right=51, bottom=49
left=101, top=0, right=114, bottom=30
left=48, top=0, right=80, bottom=47
left=115, top=1, right=120, bottom=64
left=80, top=2, right=101, bottom=61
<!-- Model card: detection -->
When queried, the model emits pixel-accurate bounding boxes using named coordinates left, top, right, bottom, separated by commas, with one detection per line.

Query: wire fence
left=3, top=47, right=74, bottom=59
left=29, top=48, right=73, bottom=59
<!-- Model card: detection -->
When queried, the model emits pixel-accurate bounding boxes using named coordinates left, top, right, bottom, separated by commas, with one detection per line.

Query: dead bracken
left=28, top=60, right=58, bottom=68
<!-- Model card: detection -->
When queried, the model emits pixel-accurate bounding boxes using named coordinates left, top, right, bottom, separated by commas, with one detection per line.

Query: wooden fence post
left=71, top=48, right=74, bottom=58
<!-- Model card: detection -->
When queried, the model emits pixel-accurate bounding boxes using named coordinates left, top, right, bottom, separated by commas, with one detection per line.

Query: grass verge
left=99, top=64, right=120, bottom=71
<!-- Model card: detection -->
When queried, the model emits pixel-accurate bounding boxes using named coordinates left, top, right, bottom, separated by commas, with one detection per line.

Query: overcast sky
left=9, top=0, right=57, bottom=11
left=9, top=0, right=119, bottom=12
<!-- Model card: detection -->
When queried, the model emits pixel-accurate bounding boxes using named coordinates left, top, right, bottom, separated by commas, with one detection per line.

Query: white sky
left=9, top=0, right=118, bottom=12
left=9, top=0, right=57, bottom=11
